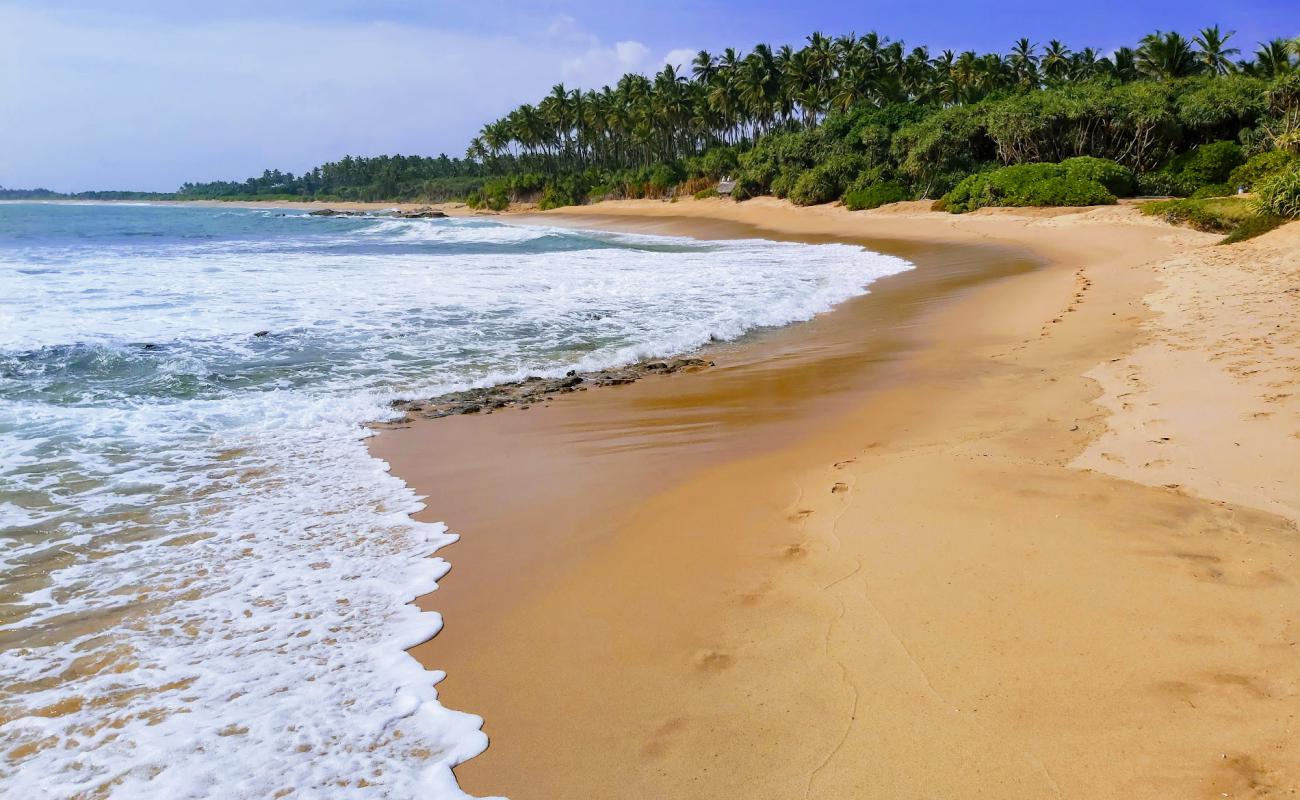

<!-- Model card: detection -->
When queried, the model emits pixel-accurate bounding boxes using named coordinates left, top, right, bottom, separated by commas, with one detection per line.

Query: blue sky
left=2, top=1, right=1296, bottom=192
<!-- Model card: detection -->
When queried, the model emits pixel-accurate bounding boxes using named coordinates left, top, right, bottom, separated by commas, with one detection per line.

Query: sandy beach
left=369, top=197, right=1300, bottom=799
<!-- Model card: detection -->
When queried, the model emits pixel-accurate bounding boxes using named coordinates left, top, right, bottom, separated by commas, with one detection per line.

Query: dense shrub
left=693, top=187, right=719, bottom=200
left=537, top=173, right=592, bottom=210
left=1255, top=169, right=1300, bottom=218
left=729, top=176, right=761, bottom=201
left=1175, top=75, right=1270, bottom=144
left=941, top=163, right=1116, bottom=213
left=1190, top=183, right=1234, bottom=199
left=469, top=178, right=511, bottom=210
left=1139, top=196, right=1255, bottom=232
left=687, top=147, right=740, bottom=180
left=893, top=104, right=994, bottom=195
left=1220, top=214, right=1287, bottom=243
left=1141, top=195, right=1286, bottom=243
left=770, top=167, right=803, bottom=199
left=843, top=182, right=910, bottom=211
left=789, top=166, right=840, bottom=206
left=1141, top=140, right=1245, bottom=196
left=1059, top=157, right=1137, bottom=196
left=980, top=82, right=1179, bottom=171
left=1229, top=150, right=1300, bottom=189
left=646, top=163, right=684, bottom=194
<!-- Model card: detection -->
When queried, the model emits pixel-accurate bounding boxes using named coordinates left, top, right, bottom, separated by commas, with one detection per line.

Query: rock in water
left=391, top=357, right=713, bottom=420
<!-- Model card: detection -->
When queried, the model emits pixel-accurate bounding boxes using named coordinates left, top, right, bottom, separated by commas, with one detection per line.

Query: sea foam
left=0, top=203, right=912, bottom=798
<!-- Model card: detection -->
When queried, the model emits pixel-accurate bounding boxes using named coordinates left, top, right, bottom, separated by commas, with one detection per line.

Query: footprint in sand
left=693, top=650, right=734, bottom=673
left=782, top=542, right=809, bottom=559
left=831, top=482, right=849, bottom=494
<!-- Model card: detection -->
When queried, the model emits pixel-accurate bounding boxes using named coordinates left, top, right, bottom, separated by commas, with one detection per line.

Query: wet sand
left=370, top=198, right=1300, bottom=798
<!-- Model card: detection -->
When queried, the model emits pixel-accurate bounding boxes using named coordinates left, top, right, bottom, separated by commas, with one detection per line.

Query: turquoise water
left=0, top=202, right=910, bottom=798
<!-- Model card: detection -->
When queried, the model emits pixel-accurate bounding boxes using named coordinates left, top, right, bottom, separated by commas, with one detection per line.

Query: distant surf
left=0, top=202, right=912, bottom=798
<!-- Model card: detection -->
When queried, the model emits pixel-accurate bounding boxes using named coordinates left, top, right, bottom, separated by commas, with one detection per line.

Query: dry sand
left=370, top=197, right=1300, bottom=799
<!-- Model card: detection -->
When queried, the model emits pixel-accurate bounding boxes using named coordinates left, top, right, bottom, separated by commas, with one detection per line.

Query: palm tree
left=1193, top=25, right=1239, bottom=75
left=1070, top=48, right=1103, bottom=82
left=1249, top=38, right=1298, bottom=78
left=1136, top=31, right=1201, bottom=79
left=1009, top=38, right=1039, bottom=86
left=1104, top=47, right=1141, bottom=81
left=472, top=25, right=1294, bottom=182
left=1042, top=40, right=1072, bottom=82
left=690, top=50, right=717, bottom=84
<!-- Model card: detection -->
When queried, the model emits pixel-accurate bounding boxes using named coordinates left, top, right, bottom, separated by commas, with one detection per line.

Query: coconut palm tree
left=1042, top=40, right=1072, bottom=82
left=1248, top=38, right=1298, bottom=78
left=1193, top=25, right=1239, bottom=75
left=1136, top=31, right=1201, bottom=79
left=1009, top=38, right=1039, bottom=86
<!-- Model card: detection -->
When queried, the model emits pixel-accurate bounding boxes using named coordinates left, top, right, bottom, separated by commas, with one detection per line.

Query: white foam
left=0, top=210, right=912, bottom=798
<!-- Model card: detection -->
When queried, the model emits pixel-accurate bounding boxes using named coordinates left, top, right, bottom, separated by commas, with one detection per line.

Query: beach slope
left=372, top=198, right=1300, bottom=799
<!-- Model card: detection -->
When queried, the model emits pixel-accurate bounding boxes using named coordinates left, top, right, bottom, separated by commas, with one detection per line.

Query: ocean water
left=0, top=202, right=912, bottom=798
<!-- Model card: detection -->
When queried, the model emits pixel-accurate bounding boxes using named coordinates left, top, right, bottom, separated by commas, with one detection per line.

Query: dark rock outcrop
left=393, top=357, right=714, bottom=420
left=390, top=206, right=447, bottom=219
left=307, top=209, right=367, bottom=217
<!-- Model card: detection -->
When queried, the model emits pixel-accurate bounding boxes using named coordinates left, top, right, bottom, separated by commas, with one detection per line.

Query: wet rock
left=391, top=206, right=447, bottom=219
left=307, top=208, right=367, bottom=217
left=393, top=357, right=713, bottom=420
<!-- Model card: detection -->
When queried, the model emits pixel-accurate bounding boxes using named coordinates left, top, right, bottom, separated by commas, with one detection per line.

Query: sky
left=2, top=1, right=1297, bottom=192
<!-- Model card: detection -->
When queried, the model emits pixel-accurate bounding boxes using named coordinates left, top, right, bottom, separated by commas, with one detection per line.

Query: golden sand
left=370, top=198, right=1300, bottom=799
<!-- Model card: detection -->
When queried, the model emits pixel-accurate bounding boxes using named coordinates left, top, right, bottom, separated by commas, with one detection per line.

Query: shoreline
left=373, top=197, right=1300, bottom=798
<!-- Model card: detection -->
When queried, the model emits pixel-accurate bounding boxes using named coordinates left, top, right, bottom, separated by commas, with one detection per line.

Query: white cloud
left=0, top=7, right=689, bottom=192
left=614, top=40, right=651, bottom=67
left=560, top=39, right=656, bottom=86
left=662, top=48, right=699, bottom=70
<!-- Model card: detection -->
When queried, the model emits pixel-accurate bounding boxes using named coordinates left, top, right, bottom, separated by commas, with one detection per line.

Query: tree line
left=468, top=28, right=1298, bottom=176
left=175, top=153, right=488, bottom=201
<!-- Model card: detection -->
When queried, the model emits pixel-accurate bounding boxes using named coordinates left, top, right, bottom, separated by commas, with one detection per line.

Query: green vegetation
left=176, top=155, right=487, bottom=202
left=1255, top=167, right=1300, bottom=217
left=0, top=186, right=174, bottom=201
left=9, top=25, right=1300, bottom=227
left=1140, top=195, right=1255, bottom=231
left=449, top=27, right=1300, bottom=214
left=1229, top=149, right=1300, bottom=188
left=941, top=162, right=1119, bottom=213
left=1220, top=214, right=1288, bottom=243
left=1139, top=195, right=1286, bottom=242
left=1137, top=140, right=1245, bottom=195
left=843, top=181, right=910, bottom=210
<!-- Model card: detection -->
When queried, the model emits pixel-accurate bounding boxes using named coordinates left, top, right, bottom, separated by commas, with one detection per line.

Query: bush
left=1190, top=183, right=1234, bottom=199
left=1220, top=214, right=1287, bottom=243
left=1229, top=150, right=1300, bottom=190
left=1139, top=196, right=1256, bottom=233
left=730, top=176, right=760, bottom=201
left=1176, top=75, right=1270, bottom=143
left=1142, top=195, right=1288, bottom=243
left=646, top=163, right=684, bottom=194
left=941, top=162, right=1116, bottom=213
left=693, top=187, right=719, bottom=200
left=843, top=181, right=910, bottom=211
left=770, top=167, right=803, bottom=199
left=1142, top=140, right=1245, bottom=196
left=1255, top=168, right=1300, bottom=218
left=789, top=166, right=840, bottom=206
left=1060, top=157, right=1137, bottom=197
left=472, top=179, right=510, bottom=211
left=688, top=147, right=740, bottom=180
